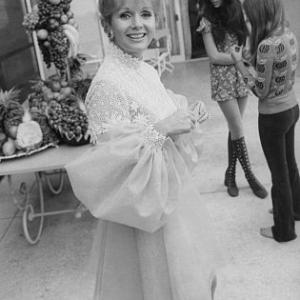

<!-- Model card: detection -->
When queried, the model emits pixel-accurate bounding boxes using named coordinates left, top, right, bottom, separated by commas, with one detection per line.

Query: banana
left=63, top=27, right=79, bottom=58
left=64, top=29, right=75, bottom=57
left=63, top=24, right=80, bottom=43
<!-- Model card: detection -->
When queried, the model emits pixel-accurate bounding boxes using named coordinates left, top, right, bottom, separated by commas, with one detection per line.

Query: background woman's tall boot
left=224, top=133, right=239, bottom=197
left=233, top=137, right=268, bottom=199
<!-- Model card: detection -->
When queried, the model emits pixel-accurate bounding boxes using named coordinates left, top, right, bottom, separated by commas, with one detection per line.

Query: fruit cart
left=0, top=144, right=91, bottom=245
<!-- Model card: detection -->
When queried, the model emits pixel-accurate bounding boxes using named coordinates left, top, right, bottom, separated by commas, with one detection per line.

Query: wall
left=72, top=0, right=106, bottom=60
left=285, top=0, right=300, bottom=69
left=70, top=0, right=300, bottom=65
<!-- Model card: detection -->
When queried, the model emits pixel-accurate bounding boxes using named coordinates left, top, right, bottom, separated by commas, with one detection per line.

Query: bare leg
left=237, top=96, right=248, bottom=118
left=218, top=98, right=246, bottom=196
left=218, top=98, right=245, bottom=140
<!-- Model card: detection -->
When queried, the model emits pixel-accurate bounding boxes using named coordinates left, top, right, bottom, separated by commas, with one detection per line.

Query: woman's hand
left=154, top=110, right=194, bottom=138
left=189, top=101, right=209, bottom=125
left=230, top=45, right=243, bottom=64
left=242, top=48, right=252, bottom=64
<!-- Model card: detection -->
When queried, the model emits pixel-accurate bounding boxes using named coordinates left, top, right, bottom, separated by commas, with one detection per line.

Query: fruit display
left=0, top=87, right=60, bottom=159
left=23, top=0, right=79, bottom=78
left=27, top=75, right=90, bottom=146
left=20, top=0, right=92, bottom=150
left=47, top=95, right=90, bottom=145
left=0, top=89, right=45, bottom=157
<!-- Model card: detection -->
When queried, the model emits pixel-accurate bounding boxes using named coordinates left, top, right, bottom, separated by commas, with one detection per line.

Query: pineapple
left=0, top=88, right=24, bottom=138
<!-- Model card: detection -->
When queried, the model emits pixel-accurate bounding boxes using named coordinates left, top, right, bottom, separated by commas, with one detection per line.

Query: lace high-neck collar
left=107, top=43, right=142, bottom=69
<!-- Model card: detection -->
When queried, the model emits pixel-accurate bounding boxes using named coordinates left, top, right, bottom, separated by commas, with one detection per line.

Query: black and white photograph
left=0, top=0, right=300, bottom=299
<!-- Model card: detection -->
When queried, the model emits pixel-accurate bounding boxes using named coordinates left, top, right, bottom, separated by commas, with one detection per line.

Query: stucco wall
left=285, top=0, right=300, bottom=71
left=285, top=0, right=300, bottom=41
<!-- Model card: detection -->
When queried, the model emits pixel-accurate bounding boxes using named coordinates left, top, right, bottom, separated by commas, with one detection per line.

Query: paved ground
left=0, top=59, right=300, bottom=300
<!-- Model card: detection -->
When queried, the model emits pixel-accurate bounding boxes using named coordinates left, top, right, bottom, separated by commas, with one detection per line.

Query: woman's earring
left=107, top=30, right=114, bottom=41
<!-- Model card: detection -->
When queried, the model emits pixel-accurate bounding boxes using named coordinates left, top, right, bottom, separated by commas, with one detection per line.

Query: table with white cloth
left=0, top=144, right=91, bottom=244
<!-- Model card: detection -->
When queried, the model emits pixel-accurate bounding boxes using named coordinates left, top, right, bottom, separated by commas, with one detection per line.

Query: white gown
left=66, top=44, right=222, bottom=300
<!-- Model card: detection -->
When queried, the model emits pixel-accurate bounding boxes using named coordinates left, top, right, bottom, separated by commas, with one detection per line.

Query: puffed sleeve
left=66, top=80, right=191, bottom=232
left=197, top=17, right=211, bottom=34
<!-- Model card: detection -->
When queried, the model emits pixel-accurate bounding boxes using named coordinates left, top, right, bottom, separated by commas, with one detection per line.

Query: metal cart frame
left=0, top=144, right=91, bottom=245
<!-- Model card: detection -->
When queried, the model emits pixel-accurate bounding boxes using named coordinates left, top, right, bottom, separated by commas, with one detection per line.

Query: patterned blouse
left=247, top=28, right=299, bottom=114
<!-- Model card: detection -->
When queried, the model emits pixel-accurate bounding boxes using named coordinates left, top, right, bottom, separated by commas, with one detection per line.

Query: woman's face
left=209, top=0, right=223, bottom=8
left=109, top=0, right=156, bottom=58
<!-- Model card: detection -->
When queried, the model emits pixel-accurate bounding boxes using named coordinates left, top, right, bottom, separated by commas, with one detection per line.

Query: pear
left=2, top=138, right=16, bottom=156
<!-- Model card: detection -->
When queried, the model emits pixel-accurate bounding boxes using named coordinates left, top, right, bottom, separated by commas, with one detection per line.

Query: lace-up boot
left=233, top=137, right=268, bottom=199
left=224, top=133, right=239, bottom=197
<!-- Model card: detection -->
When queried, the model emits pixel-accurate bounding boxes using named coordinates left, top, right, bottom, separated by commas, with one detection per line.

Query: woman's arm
left=67, top=79, right=195, bottom=232
left=199, top=18, right=235, bottom=65
left=231, top=41, right=274, bottom=99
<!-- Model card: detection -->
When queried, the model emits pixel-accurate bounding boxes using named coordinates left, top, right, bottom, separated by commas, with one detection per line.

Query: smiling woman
left=104, top=0, right=156, bottom=58
left=65, top=0, right=222, bottom=299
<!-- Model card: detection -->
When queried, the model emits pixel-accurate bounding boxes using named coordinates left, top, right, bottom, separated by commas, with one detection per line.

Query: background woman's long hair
left=243, top=0, right=286, bottom=65
left=201, top=0, right=249, bottom=46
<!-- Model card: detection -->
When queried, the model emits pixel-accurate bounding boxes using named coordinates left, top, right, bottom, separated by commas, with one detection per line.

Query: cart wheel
left=22, top=204, right=44, bottom=245
left=45, top=170, right=65, bottom=195
left=22, top=172, right=45, bottom=245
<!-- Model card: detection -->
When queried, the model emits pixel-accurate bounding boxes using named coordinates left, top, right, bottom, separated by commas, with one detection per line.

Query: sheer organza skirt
left=75, top=179, right=222, bottom=300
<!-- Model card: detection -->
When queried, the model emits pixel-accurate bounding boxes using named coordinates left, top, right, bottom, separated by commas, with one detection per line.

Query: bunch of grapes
left=38, top=0, right=72, bottom=23
left=47, top=97, right=89, bottom=145
left=22, top=10, right=39, bottom=31
left=23, top=0, right=76, bottom=77
left=49, top=28, right=69, bottom=74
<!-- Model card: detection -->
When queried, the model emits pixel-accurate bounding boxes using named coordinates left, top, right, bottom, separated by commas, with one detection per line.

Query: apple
left=7, top=125, right=19, bottom=139
left=61, top=15, right=68, bottom=24
left=50, top=81, right=61, bottom=92
left=0, top=132, right=6, bottom=147
left=48, top=20, right=59, bottom=30
left=37, top=29, right=48, bottom=40
left=43, top=41, right=50, bottom=48
left=2, top=138, right=16, bottom=156
left=44, top=91, right=55, bottom=101
left=68, top=18, right=76, bottom=26
left=66, top=11, right=74, bottom=18
left=60, top=87, right=72, bottom=97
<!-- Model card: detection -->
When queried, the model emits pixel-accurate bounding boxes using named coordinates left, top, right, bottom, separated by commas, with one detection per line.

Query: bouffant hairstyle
left=98, top=0, right=160, bottom=34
